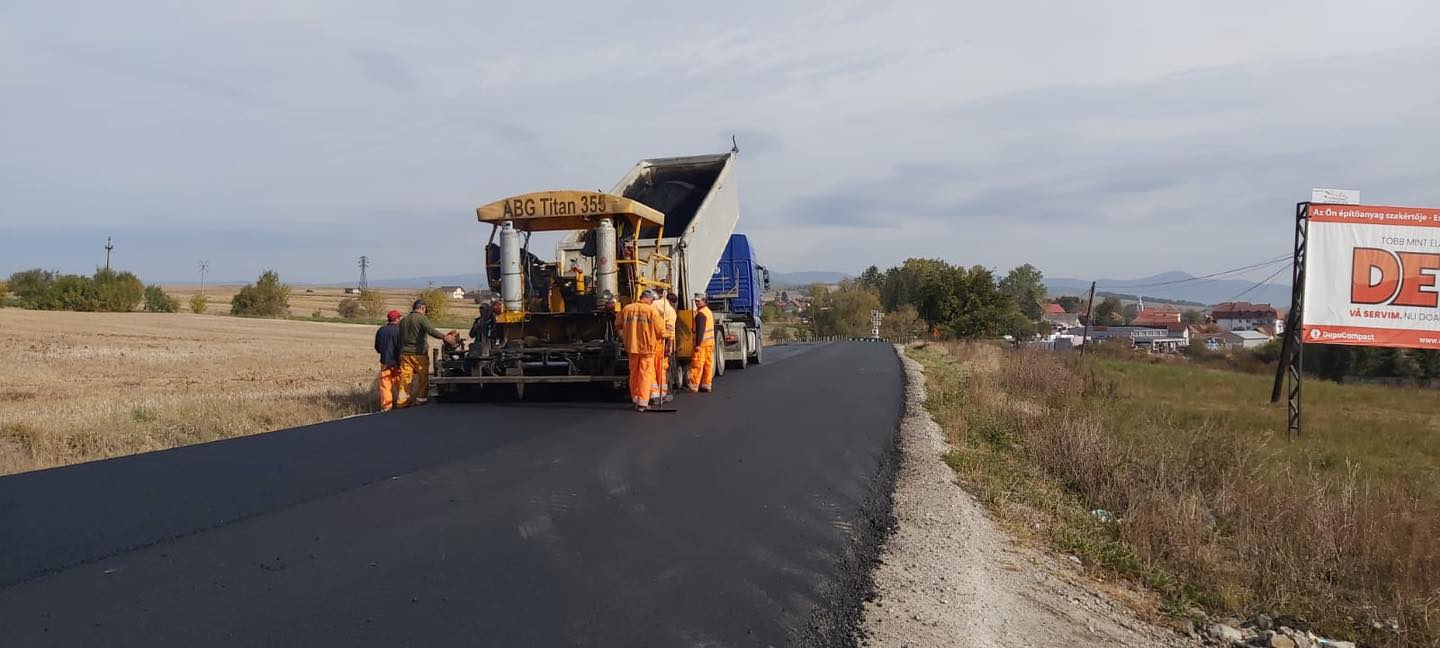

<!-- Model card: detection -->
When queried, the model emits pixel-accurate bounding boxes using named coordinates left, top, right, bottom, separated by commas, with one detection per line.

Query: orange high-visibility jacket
left=654, top=299, right=677, bottom=340
left=620, top=301, right=665, bottom=356
left=695, top=306, right=716, bottom=345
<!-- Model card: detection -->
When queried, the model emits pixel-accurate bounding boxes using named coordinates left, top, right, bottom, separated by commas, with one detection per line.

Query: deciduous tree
left=231, top=270, right=291, bottom=317
left=999, top=263, right=1047, bottom=321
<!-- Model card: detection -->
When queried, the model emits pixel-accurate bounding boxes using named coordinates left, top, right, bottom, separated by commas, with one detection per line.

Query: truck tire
left=735, top=334, right=748, bottom=370
left=713, top=334, right=725, bottom=377
left=751, top=335, right=763, bottom=364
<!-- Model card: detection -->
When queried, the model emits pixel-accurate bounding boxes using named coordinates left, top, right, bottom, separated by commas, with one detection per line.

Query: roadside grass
left=0, top=309, right=380, bottom=476
left=913, top=342, right=1440, bottom=648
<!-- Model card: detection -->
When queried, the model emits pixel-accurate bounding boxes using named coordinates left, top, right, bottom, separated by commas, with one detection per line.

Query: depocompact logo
left=1310, top=328, right=1376, bottom=342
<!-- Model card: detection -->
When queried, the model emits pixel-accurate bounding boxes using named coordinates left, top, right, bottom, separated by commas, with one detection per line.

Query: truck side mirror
left=761, top=266, right=771, bottom=290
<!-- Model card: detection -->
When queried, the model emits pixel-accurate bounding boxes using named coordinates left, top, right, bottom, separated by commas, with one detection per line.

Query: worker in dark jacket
left=397, top=300, right=457, bottom=408
left=374, top=310, right=403, bottom=411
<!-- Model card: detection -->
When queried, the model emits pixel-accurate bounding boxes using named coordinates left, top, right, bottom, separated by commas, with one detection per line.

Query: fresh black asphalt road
left=0, top=342, right=902, bottom=647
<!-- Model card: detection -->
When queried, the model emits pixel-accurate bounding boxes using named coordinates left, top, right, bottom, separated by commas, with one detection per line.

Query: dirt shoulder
left=857, top=345, right=1195, bottom=648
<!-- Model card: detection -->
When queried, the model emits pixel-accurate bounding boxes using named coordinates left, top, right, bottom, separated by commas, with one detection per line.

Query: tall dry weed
left=922, top=341, right=1440, bottom=647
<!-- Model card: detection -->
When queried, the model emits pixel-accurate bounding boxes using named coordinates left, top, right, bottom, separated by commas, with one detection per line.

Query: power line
left=1106, top=254, right=1291, bottom=291
left=1219, top=262, right=1293, bottom=305
left=358, top=256, right=370, bottom=290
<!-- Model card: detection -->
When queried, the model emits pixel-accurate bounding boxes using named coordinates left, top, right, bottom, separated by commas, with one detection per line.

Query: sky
left=3, top=0, right=1440, bottom=285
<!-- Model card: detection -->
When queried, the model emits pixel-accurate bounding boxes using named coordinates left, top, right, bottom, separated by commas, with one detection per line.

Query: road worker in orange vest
left=652, top=287, right=679, bottom=406
left=688, top=293, right=716, bottom=393
left=619, top=290, right=666, bottom=411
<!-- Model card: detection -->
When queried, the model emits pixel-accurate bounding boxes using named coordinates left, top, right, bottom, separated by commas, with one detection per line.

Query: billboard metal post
left=1270, top=202, right=1309, bottom=439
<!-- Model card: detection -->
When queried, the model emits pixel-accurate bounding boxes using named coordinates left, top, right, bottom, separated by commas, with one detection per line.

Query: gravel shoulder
left=857, top=345, right=1198, bottom=648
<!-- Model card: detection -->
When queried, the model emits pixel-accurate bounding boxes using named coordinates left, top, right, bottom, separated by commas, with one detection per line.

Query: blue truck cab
left=706, top=234, right=769, bottom=369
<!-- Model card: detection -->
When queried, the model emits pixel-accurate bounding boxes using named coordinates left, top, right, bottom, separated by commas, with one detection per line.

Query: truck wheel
left=735, top=335, right=748, bottom=370
left=751, top=337, right=763, bottom=364
left=713, top=335, right=725, bottom=377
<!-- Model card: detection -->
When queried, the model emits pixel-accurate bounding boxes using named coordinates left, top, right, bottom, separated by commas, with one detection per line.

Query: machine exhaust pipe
left=595, top=217, right=618, bottom=304
left=500, top=220, right=523, bottom=311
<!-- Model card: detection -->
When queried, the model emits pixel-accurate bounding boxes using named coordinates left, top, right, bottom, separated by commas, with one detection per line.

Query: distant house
left=777, top=294, right=812, bottom=315
left=1224, top=329, right=1273, bottom=350
left=1211, top=302, right=1283, bottom=335
left=1089, top=325, right=1168, bottom=348
left=344, top=287, right=361, bottom=295
left=439, top=285, right=466, bottom=300
left=1041, top=303, right=1080, bottom=329
left=1130, top=306, right=1180, bottom=328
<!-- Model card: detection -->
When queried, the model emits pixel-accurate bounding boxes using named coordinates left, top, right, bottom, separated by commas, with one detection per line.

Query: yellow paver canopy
left=476, top=190, right=664, bottom=232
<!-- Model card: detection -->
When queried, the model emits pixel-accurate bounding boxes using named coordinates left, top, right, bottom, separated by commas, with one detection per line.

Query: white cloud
left=2, top=0, right=1439, bottom=283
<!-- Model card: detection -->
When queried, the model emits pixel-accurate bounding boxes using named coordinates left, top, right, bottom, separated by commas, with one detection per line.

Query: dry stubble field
left=0, top=309, right=383, bottom=476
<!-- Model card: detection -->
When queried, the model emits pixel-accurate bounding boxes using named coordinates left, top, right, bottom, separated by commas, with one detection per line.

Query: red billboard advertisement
left=1303, top=203, right=1440, bottom=349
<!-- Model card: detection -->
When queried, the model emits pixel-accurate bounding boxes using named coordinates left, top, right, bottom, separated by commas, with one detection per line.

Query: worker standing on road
left=374, top=310, right=403, bottom=412
left=397, top=300, right=457, bottom=408
left=688, top=293, right=716, bottom=393
left=652, top=288, right=678, bottom=406
left=619, top=290, right=665, bottom=411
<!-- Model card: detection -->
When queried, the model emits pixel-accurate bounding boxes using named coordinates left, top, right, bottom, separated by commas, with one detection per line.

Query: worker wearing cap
left=688, top=293, right=716, bottom=393
left=619, top=290, right=665, bottom=411
left=374, top=310, right=403, bottom=411
left=397, top=299, right=457, bottom=408
left=652, top=288, right=678, bottom=405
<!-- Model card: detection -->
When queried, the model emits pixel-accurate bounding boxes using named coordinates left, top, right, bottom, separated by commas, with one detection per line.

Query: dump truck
left=706, top=234, right=770, bottom=372
left=432, top=150, right=743, bottom=399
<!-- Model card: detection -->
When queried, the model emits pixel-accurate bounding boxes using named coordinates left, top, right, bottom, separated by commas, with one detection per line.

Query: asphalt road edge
left=798, top=344, right=904, bottom=647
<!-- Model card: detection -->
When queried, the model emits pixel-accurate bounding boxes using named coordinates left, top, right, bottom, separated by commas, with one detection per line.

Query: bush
left=44, top=275, right=101, bottom=311
left=93, top=268, right=144, bottom=312
left=143, top=285, right=179, bottom=313
left=1250, top=338, right=1282, bottom=364
left=357, top=289, right=386, bottom=319
left=414, top=288, right=451, bottom=322
left=230, top=270, right=291, bottom=317
left=0, top=280, right=8, bottom=306
left=188, top=294, right=207, bottom=314
left=7, top=269, right=56, bottom=307
left=336, top=297, right=359, bottom=319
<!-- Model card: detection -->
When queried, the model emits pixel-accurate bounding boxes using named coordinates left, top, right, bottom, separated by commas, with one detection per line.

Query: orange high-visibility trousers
left=397, top=353, right=429, bottom=408
left=654, top=352, right=671, bottom=399
left=629, top=353, right=659, bottom=407
left=688, top=345, right=714, bottom=392
left=378, top=365, right=401, bottom=411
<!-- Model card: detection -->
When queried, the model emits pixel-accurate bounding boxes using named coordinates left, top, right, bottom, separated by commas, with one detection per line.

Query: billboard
left=1303, top=203, right=1440, bottom=349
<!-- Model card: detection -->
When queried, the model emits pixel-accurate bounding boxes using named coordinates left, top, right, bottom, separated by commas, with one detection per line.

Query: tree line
left=802, top=259, right=1048, bottom=339
left=3, top=267, right=464, bottom=325
left=5, top=268, right=179, bottom=313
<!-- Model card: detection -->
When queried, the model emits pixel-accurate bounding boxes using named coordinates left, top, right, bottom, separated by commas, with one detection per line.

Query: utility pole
left=358, top=256, right=370, bottom=290
left=199, top=260, right=209, bottom=295
left=104, top=237, right=114, bottom=271
left=1080, top=281, right=1096, bottom=357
